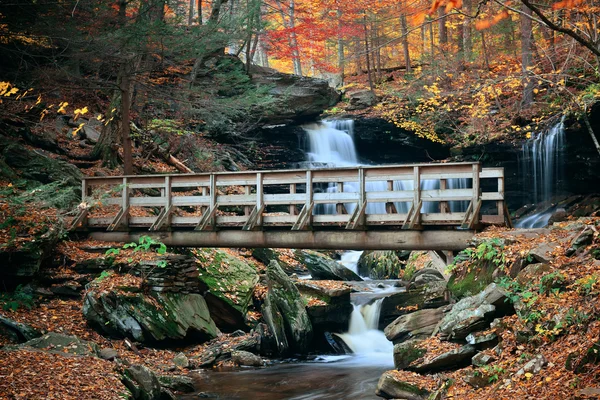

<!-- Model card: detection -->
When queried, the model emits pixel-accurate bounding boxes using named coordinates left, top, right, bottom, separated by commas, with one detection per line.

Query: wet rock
left=83, top=290, right=218, bottom=344
left=122, top=364, right=162, bottom=400
left=191, top=332, right=260, bottom=367
left=296, top=281, right=352, bottom=334
left=262, top=261, right=313, bottom=355
left=409, top=345, right=477, bottom=373
left=6, top=332, right=99, bottom=357
left=466, top=331, right=498, bottom=349
left=376, top=370, right=431, bottom=400
left=548, top=208, right=568, bottom=224
left=252, top=248, right=305, bottom=275
left=393, top=340, right=426, bottom=370
left=384, top=307, right=445, bottom=343
left=0, top=315, right=41, bottom=342
left=295, top=250, right=362, bottom=281
left=196, top=248, right=260, bottom=332
left=173, top=352, right=190, bottom=369
left=357, top=251, right=402, bottom=279
left=158, top=375, right=195, bottom=393
left=231, top=350, right=264, bottom=367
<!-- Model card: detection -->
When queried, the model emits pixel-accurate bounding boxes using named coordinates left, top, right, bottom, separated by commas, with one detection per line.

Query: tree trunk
left=481, top=31, right=491, bottom=71
left=189, top=0, right=195, bottom=25
left=463, top=0, right=472, bottom=61
left=120, top=71, right=133, bottom=175
left=288, top=0, right=302, bottom=76
left=337, top=10, right=345, bottom=86
left=363, top=15, right=374, bottom=91
left=521, top=3, right=534, bottom=108
left=438, top=8, right=447, bottom=50
left=400, top=13, right=411, bottom=72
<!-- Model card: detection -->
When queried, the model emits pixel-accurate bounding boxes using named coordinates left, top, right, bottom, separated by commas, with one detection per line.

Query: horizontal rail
left=75, top=162, right=508, bottom=236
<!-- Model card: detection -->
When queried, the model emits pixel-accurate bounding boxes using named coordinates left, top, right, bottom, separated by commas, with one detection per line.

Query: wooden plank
left=439, top=179, right=449, bottom=214
left=90, top=230, right=476, bottom=251
left=194, top=203, right=219, bottom=231
left=289, top=184, right=297, bottom=216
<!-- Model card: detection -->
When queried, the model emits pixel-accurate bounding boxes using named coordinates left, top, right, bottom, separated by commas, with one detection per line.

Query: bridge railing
left=72, top=162, right=509, bottom=232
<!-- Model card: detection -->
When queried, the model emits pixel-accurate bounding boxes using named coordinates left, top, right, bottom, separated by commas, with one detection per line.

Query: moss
left=448, top=263, right=496, bottom=299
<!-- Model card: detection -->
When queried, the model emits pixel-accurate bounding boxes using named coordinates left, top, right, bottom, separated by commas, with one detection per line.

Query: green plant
left=95, top=270, right=113, bottom=283
left=0, top=285, right=35, bottom=312
left=575, top=274, right=599, bottom=296
left=538, top=271, right=567, bottom=295
left=481, top=365, right=505, bottom=383
left=124, top=236, right=167, bottom=255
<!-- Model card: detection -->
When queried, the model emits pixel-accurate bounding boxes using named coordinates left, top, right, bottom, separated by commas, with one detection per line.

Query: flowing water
left=516, top=118, right=566, bottom=228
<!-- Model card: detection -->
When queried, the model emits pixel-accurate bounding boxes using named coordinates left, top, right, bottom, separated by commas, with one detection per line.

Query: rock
left=408, top=268, right=445, bottom=289
left=515, top=354, right=547, bottom=377
left=357, top=251, right=402, bottom=279
left=548, top=208, right=568, bottom=224
left=296, top=281, right=352, bottom=334
left=409, top=345, right=477, bottom=373
left=393, top=340, right=426, bottom=370
left=191, top=332, right=260, bottom=367
left=6, top=332, right=99, bottom=357
left=436, top=283, right=509, bottom=340
left=83, top=290, right=218, bottom=344
left=82, top=125, right=101, bottom=142
left=251, top=66, right=340, bottom=124
left=262, top=261, right=313, bottom=355
left=375, top=370, right=431, bottom=400
left=252, top=248, right=303, bottom=275
left=384, top=307, right=445, bottom=343
left=380, top=281, right=448, bottom=329
left=465, top=331, right=498, bottom=349
left=122, top=364, right=162, bottom=400
left=472, top=352, right=496, bottom=367
left=438, top=304, right=496, bottom=340
left=196, top=249, right=260, bottom=332
left=346, top=89, right=378, bottom=110
left=158, top=375, right=195, bottom=393
left=173, top=352, right=190, bottom=369
left=463, top=372, right=492, bottom=388
left=50, top=281, right=83, bottom=297
left=0, top=315, right=41, bottom=342
left=529, top=242, right=557, bottom=264
left=516, top=263, right=552, bottom=285
left=261, top=295, right=289, bottom=356
left=295, top=250, right=362, bottom=281
left=231, top=350, right=264, bottom=367
left=566, top=227, right=594, bottom=256
left=98, top=348, right=119, bottom=361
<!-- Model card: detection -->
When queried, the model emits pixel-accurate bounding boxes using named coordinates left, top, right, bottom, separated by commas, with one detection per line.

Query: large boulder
left=436, top=283, right=509, bottom=340
left=295, top=250, right=362, bottom=281
left=393, top=340, right=427, bottom=370
left=262, top=261, right=313, bottom=355
left=83, top=289, right=218, bottom=344
left=251, top=66, right=340, bottom=124
left=376, top=370, right=433, bottom=400
left=357, top=251, right=403, bottom=279
left=295, top=281, right=353, bottom=338
left=252, top=248, right=306, bottom=275
left=384, top=306, right=446, bottom=343
left=122, top=364, right=164, bottom=400
left=408, top=345, right=477, bottom=373
left=0, top=315, right=41, bottom=343
left=4, top=332, right=99, bottom=357
left=195, top=249, right=259, bottom=331
left=379, top=281, right=448, bottom=329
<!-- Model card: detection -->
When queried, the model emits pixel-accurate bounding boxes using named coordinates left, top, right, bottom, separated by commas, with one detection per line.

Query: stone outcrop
left=376, top=371, right=431, bottom=400
left=83, top=289, right=218, bottom=344
left=196, top=248, right=260, bottom=331
left=408, top=345, right=477, bottom=373
left=4, top=332, right=99, bottom=357
left=262, top=261, right=313, bottom=355
left=295, top=250, right=362, bottom=281
left=295, top=281, right=353, bottom=337
left=251, top=66, right=340, bottom=124
left=379, top=281, right=448, bottom=328
left=0, top=315, right=41, bottom=343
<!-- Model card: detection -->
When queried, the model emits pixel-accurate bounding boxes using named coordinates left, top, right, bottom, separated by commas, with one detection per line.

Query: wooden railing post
left=414, top=166, right=421, bottom=224
left=209, top=174, right=216, bottom=228
left=244, top=185, right=251, bottom=216
left=336, top=182, right=345, bottom=214
left=497, top=173, right=504, bottom=219
left=306, top=170, right=313, bottom=226
left=122, top=177, right=129, bottom=227
left=289, top=184, right=297, bottom=215
left=256, top=172, right=263, bottom=227
left=440, top=178, right=449, bottom=214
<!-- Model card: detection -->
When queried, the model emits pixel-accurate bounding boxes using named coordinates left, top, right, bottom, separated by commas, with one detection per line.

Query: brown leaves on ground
left=0, top=350, right=126, bottom=400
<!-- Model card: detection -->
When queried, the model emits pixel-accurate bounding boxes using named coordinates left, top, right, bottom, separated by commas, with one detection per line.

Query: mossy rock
left=357, top=250, right=403, bottom=279
left=195, top=248, right=259, bottom=331
left=393, top=340, right=427, bottom=370
left=447, top=260, right=496, bottom=299
left=295, top=249, right=362, bottom=281
left=83, top=289, right=218, bottom=344
left=263, top=260, right=313, bottom=355
left=376, top=370, right=431, bottom=400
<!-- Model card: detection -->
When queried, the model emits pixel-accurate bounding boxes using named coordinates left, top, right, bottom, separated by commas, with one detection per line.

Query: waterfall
left=516, top=118, right=566, bottom=228
left=303, top=119, right=468, bottom=216
left=335, top=299, right=392, bottom=355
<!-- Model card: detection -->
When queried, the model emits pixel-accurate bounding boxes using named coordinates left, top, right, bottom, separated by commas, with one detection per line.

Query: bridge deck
left=74, top=162, right=510, bottom=249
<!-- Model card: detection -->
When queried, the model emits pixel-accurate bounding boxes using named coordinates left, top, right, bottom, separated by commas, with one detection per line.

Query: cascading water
left=516, top=118, right=566, bottom=228
left=303, top=119, right=469, bottom=215
left=335, top=299, right=393, bottom=357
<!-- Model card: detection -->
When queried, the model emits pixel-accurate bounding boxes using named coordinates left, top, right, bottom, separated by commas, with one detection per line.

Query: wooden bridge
left=73, top=162, right=510, bottom=250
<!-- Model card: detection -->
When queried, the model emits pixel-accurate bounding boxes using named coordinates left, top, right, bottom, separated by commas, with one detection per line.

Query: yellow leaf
left=545, top=376, right=552, bottom=383
left=57, top=102, right=68, bottom=114
left=525, top=372, right=533, bottom=379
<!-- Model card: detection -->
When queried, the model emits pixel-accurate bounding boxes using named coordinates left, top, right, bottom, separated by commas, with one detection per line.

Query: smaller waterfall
left=335, top=299, right=392, bottom=356
left=516, top=118, right=566, bottom=228
left=339, top=251, right=363, bottom=276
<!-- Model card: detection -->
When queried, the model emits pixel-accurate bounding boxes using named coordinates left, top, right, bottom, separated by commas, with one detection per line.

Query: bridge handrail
left=74, top=162, right=509, bottom=232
